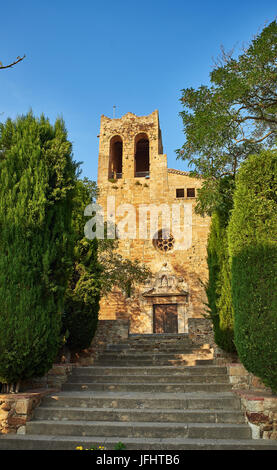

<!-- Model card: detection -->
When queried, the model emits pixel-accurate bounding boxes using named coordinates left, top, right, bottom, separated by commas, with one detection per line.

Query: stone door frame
left=141, top=295, right=188, bottom=334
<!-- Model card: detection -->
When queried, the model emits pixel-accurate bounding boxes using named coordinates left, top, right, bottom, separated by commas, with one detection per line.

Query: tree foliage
left=62, top=178, right=151, bottom=354
left=0, top=113, right=77, bottom=390
left=98, top=237, right=151, bottom=298
left=228, top=150, right=277, bottom=392
left=205, top=178, right=236, bottom=353
left=62, top=179, right=102, bottom=353
left=177, top=20, right=277, bottom=216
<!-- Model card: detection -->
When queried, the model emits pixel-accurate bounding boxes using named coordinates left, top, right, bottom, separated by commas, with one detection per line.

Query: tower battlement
left=97, top=110, right=165, bottom=188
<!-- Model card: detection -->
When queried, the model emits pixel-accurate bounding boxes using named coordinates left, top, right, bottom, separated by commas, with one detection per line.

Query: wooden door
left=153, top=304, right=178, bottom=333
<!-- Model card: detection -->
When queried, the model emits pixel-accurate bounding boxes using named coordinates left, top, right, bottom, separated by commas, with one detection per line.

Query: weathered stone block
left=0, top=408, right=10, bottom=419
left=0, top=402, right=11, bottom=411
left=15, top=399, right=30, bottom=415
left=228, top=364, right=248, bottom=376
left=241, top=398, right=264, bottom=413
left=246, top=412, right=269, bottom=424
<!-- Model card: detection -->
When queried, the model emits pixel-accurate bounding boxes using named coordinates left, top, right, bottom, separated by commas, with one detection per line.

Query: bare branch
left=0, top=55, right=26, bottom=70
left=237, top=114, right=277, bottom=125
left=235, top=130, right=275, bottom=144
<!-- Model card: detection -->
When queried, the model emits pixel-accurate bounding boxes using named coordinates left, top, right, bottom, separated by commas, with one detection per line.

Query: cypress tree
left=205, top=176, right=236, bottom=353
left=228, top=150, right=277, bottom=392
left=0, top=113, right=77, bottom=391
left=206, top=212, right=235, bottom=353
left=62, top=179, right=101, bottom=353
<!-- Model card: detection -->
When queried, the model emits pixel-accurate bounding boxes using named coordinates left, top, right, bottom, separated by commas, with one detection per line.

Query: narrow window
left=134, top=133, right=149, bottom=177
left=187, top=188, right=195, bottom=198
left=109, top=136, right=123, bottom=179
left=176, top=188, right=184, bottom=198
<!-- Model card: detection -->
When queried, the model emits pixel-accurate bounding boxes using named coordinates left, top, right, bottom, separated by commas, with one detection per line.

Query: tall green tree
left=177, top=20, right=277, bottom=216
left=0, top=113, right=77, bottom=392
left=228, top=150, right=277, bottom=392
left=177, top=21, right=277, bottom=356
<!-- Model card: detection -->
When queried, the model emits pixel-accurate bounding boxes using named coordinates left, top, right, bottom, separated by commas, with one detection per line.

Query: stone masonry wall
left=0, top=390, right=55, bottom=434
left=0, top=365, right=75, bottom=434
left=96, top=111, right=210, bottom=332
left=234, top=389, right=277, bottom=440
left=70, top=319, right=129, bottom=366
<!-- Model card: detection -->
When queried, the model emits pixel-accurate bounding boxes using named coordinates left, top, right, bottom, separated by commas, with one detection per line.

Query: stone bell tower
left=97, top=110, right=169, bottom=202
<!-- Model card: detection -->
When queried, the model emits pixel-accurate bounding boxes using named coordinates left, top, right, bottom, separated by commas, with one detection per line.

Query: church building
left=96, top=110, right=210, bottom=334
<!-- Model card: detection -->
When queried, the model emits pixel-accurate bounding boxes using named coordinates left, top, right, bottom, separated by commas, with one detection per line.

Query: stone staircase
left=1, top=334, right=277, bottom=450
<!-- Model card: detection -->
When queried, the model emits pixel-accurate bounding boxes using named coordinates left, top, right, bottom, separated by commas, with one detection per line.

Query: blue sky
left=1, top=1, right=276, bottom=180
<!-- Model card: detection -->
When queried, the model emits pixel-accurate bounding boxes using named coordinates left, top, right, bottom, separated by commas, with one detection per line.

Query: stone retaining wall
left=19, top=363, right=75, bottom=392
left=227, top=363, right=269, bottom=391
left=227, top=363, right=277, bottom=440
left=70, top=319, right=130, bottom=366
left=0, top=389, right=56, bottom=434
left=234, top=390, right=277, bottom=440
left=188, top=317, right=238, bottom=364
left=0, top=364, right=75, bottom=434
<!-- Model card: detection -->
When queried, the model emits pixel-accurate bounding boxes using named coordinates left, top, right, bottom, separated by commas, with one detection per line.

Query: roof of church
left=167, top=168, right=191, bottom=176
left=167, top=168, right=202, bottom=178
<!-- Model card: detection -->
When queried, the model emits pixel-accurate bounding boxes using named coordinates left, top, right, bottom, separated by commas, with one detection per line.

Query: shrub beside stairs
left=1, top=333, right=277, bottom=450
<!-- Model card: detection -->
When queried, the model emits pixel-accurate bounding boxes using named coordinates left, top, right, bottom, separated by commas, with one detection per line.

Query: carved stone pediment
left=142, top=263, right=188, bottom=298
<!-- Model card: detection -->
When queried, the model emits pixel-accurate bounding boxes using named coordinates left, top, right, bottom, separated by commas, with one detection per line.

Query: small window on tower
left=187, top=188, right=195, bottom=198
left=176, top=188, right=185, bottom=198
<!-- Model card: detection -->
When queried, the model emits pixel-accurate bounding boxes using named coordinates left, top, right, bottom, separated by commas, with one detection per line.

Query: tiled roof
left=167, top=168, right=191, bottom=176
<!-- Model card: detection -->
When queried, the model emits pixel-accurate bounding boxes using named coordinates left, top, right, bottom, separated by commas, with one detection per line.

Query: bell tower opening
left=134, top=133, right=149, bottom=177
left=109, top=135, right=123, bottom=179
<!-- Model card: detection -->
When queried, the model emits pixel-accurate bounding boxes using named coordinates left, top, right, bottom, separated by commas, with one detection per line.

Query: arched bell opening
left=108, top=135, right=123, bottom=179
left=134, top=133, right=149, bottom=177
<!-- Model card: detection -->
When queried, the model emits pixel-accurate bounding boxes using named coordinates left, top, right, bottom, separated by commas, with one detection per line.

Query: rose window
left=153, top=229, right=175, bottom=252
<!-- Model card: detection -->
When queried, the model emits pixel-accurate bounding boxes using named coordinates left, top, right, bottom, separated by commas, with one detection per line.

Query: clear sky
left=1, top=1, right=276, bottom=180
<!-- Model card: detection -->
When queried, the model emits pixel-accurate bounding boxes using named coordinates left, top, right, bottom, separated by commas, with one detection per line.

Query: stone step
left=72, top=365, right=228, bottom=376
left=128, top=334, right=192, bottom=341
left=41, top=391, right=242, bottom=410
left=68, top=374, right=229, bottom=384
left=25, top=420, right=252, bottom=440
left=106, top=344, right=194, bottom=351
left=33, top=406, right=246, bottom=424
left=1, top=434, right=277, bottom=450
left=98, top=350, right=213, bottom=359
left=62, top=382, right=232, bottom=393
left=94, top=359, right=215, bottom=366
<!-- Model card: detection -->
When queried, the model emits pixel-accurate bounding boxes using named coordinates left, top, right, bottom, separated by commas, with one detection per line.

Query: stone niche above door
left=140, top=263, right=189, bottom=334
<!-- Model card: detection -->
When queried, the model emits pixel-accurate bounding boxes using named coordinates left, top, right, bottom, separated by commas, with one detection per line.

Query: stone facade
left=96, top=110, right=210, bottom=333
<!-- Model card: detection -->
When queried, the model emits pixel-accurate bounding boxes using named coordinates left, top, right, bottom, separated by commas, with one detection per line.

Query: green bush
left=228, top=150, right=277, bottom=392
left=0, top=113, right=77, bottom=389
left=206, top=211, right=235, bottom=353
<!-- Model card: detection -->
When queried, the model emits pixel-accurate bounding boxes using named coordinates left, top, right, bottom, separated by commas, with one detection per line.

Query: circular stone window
left=153, top=229, right=175, bottom=253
